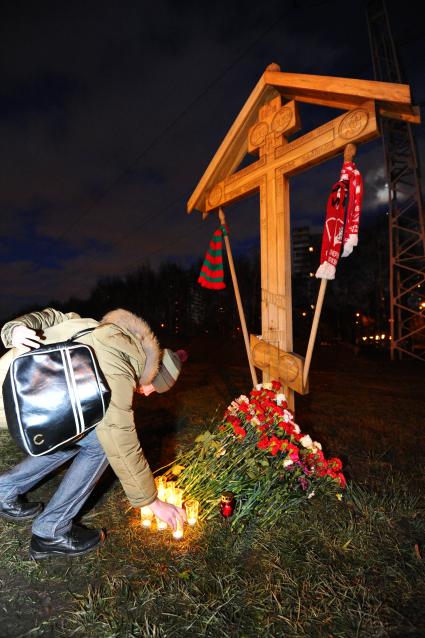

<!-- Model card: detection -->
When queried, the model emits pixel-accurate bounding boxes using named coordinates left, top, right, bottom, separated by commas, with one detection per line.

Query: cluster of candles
left=140, top=476, right=199, bottom=540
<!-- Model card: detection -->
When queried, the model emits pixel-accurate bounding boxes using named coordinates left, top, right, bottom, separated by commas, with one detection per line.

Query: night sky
left=1, top=0, right=424, bottom=317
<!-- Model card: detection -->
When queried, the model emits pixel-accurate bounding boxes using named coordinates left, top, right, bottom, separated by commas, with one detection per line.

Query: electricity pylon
left=366, top=0, right=425, bottom=361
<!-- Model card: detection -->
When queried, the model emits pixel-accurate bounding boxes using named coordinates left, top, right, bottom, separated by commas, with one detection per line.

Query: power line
left=33, top=7, right=294, bottom=301
left=52, top=9, right=290, bottom=245
left=30, top=1, right=358, bottom=303
left=37, top=203, right=261, bottom=303
left=37, top=190, right=186, bottom=289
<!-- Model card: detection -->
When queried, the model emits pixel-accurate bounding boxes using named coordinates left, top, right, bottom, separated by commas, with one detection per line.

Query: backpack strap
left=68, top=327, right=97, bottom=342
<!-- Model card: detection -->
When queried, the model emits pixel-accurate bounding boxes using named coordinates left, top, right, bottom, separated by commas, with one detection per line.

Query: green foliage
left=173, top=383, right=344, bottom=530
left=0, top=350, right=424, bottom=637
left=0, top=440, right=424, bottom=637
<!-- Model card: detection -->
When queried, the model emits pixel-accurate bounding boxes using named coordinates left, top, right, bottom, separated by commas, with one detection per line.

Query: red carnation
left=233, top=424, right=247, bottom=438
left=269, top=436, right=282, bottom=456
left=327, top=457, right=343, bottom=472
left=257, top=435, right=270, bottom=450
left=286, top=442, right=299, bottom=461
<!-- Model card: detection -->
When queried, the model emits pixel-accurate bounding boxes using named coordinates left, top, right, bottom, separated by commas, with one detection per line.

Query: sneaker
left=0, top=497, right=43, bottom=521
left=29, top=524, right=105, bottom=560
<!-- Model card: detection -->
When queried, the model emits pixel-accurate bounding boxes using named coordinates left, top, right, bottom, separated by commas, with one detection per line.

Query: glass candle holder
left=166, top=481, right=176, bottom=502
left=173, top=488, right=184, bottom=509
left=172, top=519, right=184, bottom=540
left=157, top=484, right=167, bottom=502
left=155, top=516, right=168, bottom=530
left=185, top=499, right=199, bottom=526
left=155, top=475, right=167, bottom=490
left=140, top=506, right=153, bottom=528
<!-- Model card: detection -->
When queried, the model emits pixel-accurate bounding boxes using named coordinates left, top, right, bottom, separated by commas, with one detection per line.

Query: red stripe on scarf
left=316, top=160, right=363, bottom=280
left=197, top=226, right=227, bottom=289
left=340, top=161, right=363, bottom=257
left=198, top=279, right=226, bottom=290
left=199, top=264, right=225, bottom=279
left=204, top=254, right=224, bottom=265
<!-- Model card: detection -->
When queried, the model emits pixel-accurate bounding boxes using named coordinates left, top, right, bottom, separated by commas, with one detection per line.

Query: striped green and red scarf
left=197, top=225, right=227, bottom=289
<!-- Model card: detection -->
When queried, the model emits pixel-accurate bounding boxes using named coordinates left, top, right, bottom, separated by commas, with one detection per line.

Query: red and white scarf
left=315, top=161, right=363, bottom=280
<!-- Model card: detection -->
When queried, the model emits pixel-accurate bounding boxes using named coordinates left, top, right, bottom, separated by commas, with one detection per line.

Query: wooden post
left=218, top=208, right=258, bottom=388
left=302, top=279, right=327, bottom=387
left=201, top=99, right=377, bottom=409
left=302, top=143, right=357, bottom=387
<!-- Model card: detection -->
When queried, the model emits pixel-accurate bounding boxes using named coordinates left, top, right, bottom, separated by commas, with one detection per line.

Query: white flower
left=283, top=409, right=291, bottom=422
left=276, top=393, right=286, bottom=406
left=312, top=441, right=322, bottom=452
left=300, top=434, right=313, bottom=449
left=256, top=383, right=263, bottom=390
left=307, top=491, right=316, bottom=499
left=251, top=416, right=260, bottom=427
left=237, top=395, right=249, bottom=404
left=293, top=423, right=301, bottom=434
left=283, top=458, right=294, bottom=467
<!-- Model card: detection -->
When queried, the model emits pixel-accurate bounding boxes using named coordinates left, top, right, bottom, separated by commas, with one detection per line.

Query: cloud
left=0, top=0, right=422, bottom=317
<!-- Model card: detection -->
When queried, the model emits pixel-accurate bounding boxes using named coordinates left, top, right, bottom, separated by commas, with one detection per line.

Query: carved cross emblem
left=247, top=95, right=299, bottom=157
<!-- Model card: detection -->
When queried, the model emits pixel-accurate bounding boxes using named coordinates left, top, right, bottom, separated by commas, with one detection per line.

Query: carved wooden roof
left=188, top=64, right=420, bottom=215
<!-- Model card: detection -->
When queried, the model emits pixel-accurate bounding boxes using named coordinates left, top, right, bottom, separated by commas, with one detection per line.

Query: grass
left=68, top=485, right=423, bottom=638
left=0, top=340, right=424, bottom=637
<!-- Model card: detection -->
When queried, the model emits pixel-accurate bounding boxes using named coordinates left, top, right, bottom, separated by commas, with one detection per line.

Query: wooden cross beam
left=188, top=66, right=419, bottom=409
left=250, top=334, right=308, bottom=395
left=204, top=97, right=378, bottom=407
left=205, top=99, right=377, bottom=211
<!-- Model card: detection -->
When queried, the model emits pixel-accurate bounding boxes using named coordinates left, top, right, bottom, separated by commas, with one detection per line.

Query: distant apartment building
left=292, top=226, right=318, bottom=277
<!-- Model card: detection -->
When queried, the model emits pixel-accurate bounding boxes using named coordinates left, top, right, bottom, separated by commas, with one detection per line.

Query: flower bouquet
left=171, top=381, right=346, bottom=530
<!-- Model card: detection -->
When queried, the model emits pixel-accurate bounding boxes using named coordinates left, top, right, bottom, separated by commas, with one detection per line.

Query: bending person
left=0, top=307, right=187, bottom=559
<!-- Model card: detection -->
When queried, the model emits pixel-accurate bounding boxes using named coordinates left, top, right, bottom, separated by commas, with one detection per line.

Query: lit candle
left=185, top=499, right=199, bottom=526
left=173, top=488, right=184, bottom=509
left=156, top=476, right=167, bottom=502
left=140, top=506, right=153, bottom=528
left=163, top=488, right=173, bottom=504
left=155, top=475, right=167, bottom=489
left=155, top=516, right=168, bottom=530
left=166, top=481, right=176, bottom=502
left=172, top=519, right=184, bottom=540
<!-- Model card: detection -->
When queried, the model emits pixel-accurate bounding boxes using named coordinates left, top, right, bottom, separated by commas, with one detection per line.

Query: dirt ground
left=0, top=335, right=423, bottom=636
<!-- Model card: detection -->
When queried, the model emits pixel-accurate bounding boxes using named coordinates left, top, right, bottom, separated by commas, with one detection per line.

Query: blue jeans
left=0, top=429, right=109, bottom=538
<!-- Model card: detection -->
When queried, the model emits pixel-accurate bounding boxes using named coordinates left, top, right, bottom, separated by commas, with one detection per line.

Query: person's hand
left=11, top=325, right=43, bottom=352
left=137, top=383, right=156, bottom=396
left=148, top=497, right=187, bottom=531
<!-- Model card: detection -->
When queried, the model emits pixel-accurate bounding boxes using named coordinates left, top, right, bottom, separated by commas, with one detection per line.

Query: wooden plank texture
left=204, top=101, right=378, bottom=212
left=250, top=335, right=308, bottom=395
left=188, top=68, right=418, bottom=214
left=265, top=70, right=411, bottom=104
left=187, top=79, right=277, bottom=214
left=277, top=100, right=378, bottom=176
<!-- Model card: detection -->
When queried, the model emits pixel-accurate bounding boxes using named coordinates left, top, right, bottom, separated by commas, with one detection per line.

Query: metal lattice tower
left=366, top=0, right=425, bottom=361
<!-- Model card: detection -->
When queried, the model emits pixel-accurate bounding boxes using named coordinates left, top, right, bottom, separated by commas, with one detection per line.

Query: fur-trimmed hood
left=100, top=309, right=161, bottom=385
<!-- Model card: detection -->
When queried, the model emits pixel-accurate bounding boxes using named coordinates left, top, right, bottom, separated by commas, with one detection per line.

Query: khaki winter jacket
left=0, top=307, right=162, bottom=508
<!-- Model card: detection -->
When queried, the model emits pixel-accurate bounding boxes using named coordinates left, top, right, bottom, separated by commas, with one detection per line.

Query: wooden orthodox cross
left=188, top=64, right=419, bottom=408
